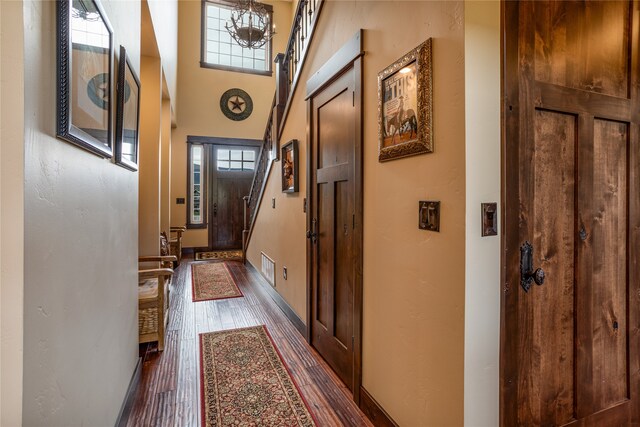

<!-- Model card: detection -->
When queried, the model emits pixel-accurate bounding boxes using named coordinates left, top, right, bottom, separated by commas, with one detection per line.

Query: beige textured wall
left=22, top=0, right=141, bottom=424
left=464, top=2, right=500, bottom=425
left=247, top=1, right=466, bottom=424
left=147, top=0, right=178, bottom=112
left=0, top=0, right=25, bottom=425
left=171, top=0, right=293, bottom=248
left=139, top=55, right=163, bottom=256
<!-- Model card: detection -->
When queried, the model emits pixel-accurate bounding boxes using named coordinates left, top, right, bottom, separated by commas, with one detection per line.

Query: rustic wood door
left=209, top=146, right=255, bottom=250
left=502, top=1, right=640, bottom=425
left=308, top=65, right=360, bottom=392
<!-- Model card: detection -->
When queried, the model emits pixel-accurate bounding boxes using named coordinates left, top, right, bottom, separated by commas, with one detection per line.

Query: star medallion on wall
left=220, top=88, right=253, bottom=121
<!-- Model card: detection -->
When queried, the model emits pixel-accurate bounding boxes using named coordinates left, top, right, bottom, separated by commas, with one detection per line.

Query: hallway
left=126, top=256, right=372, bottom=426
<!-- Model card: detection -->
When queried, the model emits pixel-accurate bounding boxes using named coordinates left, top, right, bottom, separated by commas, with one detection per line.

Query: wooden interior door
left=308, top=66, right=359, bottom=392
left=502, top=1, right=640, bottom=425
left=209, top=146, right=255, bottom=250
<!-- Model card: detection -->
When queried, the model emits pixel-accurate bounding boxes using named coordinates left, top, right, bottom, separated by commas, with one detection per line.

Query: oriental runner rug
left=199, top=326, right=317, bottom=427
left=191, top=262, right=243, bottom=302
left=195, top=250, right=243, bottom=261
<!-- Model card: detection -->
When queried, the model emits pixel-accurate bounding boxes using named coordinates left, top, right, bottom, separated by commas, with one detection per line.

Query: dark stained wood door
left=502, top=1, right=640, bottom=425
left=209, top=146, right=255, bottom=250
left=308, top=67, right=358, bottom=392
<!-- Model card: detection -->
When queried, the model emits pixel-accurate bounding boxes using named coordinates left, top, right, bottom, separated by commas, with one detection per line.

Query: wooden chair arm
left=139, top=256, right=177, bottom=263
left=138, top=268, right=174, bottom=280
left=170, top=226, right=187, bottom=232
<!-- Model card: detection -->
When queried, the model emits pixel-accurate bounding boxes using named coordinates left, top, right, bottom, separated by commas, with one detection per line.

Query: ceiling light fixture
left=225, top=0, right=275, bottom=49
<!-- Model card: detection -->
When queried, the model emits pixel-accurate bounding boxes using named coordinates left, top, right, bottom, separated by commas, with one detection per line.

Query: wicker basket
left=139, top=307, right=159, bottom=336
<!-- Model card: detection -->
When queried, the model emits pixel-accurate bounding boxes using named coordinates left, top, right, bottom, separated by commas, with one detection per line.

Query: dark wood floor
left=126, top=255, right=372, bottom=427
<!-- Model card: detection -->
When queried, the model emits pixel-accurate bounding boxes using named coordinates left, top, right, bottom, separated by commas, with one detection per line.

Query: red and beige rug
left=199, top=326, right=317, bottom=427
left=195, top=250, right=243, bottom=261
left=191, top=262, right=243, bottom=302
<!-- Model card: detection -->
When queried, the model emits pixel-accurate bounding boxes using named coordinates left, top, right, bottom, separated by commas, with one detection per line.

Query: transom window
left=217, top=148, right=256, bottom=171
left=201, top=0, right=273, bottom=75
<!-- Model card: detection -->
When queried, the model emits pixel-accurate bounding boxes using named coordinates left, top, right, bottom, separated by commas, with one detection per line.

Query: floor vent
left=261, top=252, right=275, bottom=287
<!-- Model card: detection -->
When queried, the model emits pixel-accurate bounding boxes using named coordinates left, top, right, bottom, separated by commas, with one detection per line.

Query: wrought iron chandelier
left=71, top=0, right=101, bottom=22
left=225, top=0, right=275, bottom=49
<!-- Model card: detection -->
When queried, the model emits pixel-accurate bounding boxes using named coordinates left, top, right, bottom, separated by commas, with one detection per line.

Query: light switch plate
left=481, top=202, right=498, bottom=236
left=419, top=201, right=440, bottom=232
left=272, top=198, right=276, bottom=208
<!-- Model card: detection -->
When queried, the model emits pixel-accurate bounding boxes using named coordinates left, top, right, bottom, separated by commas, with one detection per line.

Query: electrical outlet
left=283, top=266, right=287, bottom=280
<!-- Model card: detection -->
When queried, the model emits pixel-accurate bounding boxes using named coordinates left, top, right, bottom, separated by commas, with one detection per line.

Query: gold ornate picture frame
left=378, top=38, right=433, bottom=162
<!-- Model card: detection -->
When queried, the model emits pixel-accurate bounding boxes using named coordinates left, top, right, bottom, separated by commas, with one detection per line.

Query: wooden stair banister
left=242, top=0, right=325, bottom=262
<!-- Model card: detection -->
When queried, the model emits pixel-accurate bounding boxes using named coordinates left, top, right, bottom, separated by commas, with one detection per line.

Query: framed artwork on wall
left=56, top=0, right=114, bottom=158
left=377, top=38, right=433, bottom=162
left=281, top=139, right=299, bottom=193
left=114, top=46, right=141, bottom=171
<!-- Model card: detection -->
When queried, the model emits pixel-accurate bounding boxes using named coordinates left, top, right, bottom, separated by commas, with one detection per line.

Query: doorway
left=208, top=145, right=257, bottom=250
left=306, top=32, right=363, bottom=402
left=502, top=1, right=640, bottom=425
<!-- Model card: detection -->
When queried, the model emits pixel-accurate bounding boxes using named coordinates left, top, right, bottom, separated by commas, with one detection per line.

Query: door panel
left=209, top=146, right=255, bottom=250
left=503, top=1, right=640, bottom=426
left=310, top=68, right=356, bottom=391
left=533, top=1, right=630, bottom=98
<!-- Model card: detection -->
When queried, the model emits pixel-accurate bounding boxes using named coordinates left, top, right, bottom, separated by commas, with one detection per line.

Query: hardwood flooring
left=126, top=256, right=372, bottom=427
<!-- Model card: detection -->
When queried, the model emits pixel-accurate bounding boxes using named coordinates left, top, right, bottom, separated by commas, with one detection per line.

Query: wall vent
left=261, top=252, right=275, bottom=287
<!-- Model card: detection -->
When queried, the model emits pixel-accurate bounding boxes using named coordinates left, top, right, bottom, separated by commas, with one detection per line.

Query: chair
left=138, top=255, right=176, bottom=351
left=169, top=226, right=186, bottom=266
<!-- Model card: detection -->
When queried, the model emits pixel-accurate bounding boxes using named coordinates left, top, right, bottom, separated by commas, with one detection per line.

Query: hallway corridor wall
left=247, top=1, right=466, bottom=425
left=22, top=0, right=141, bottom=424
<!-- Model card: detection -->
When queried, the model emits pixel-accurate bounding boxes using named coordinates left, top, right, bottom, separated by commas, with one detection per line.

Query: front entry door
left=502, top=2, right=640, bottom=425
left=308, top=65, right=360, bottom=392
left=209, top=146, right=256, bottom=250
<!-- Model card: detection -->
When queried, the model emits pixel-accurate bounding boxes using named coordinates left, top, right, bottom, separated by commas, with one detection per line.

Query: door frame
left=305, top=30, right=364, bottom=404
left=185, top=135, right=261, bottom=249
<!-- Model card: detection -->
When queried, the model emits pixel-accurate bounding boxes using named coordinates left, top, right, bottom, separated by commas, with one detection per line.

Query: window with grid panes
left=217, top=148, right=256, bottom=171
left=201, top=0, right=273, bottom=75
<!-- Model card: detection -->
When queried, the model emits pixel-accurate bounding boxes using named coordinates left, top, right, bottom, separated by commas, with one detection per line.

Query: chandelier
left=71, top=0, right=101, bottom=22
left=225, top=0, right=275, bottom=49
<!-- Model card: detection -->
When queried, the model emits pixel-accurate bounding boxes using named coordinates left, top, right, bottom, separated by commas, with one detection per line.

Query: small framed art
left=378, top=38, right=433, bottom=162
left=114, top=45, right=141, bottom=171
left=281, top=139, right=299, bottom=193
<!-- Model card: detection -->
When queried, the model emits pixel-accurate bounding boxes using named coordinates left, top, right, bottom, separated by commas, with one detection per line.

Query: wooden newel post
left=272, top=53, right=288, bottom=160
left=242, top=196, right=249, bottom=264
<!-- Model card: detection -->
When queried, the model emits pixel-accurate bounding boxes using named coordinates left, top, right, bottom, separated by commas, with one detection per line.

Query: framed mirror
left=115, top=46, right=140, bottom=171
left=57, top=0, right=114, bottom=158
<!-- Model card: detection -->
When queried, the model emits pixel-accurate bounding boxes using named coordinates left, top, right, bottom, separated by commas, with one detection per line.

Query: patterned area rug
left=192, top=262, right=243, bottom=302
left=199, top=326, right=317, bottom=427
left=195, top=250, right=243, bottom=261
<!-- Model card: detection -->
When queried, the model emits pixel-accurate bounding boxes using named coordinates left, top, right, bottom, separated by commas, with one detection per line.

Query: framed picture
left=115, top=46, right=141, bottom=171
left=56, top=0, right=114, bottom=158
left=281, top=139, right=299, bottom=193
left=377, top=38, right=433, bottom=162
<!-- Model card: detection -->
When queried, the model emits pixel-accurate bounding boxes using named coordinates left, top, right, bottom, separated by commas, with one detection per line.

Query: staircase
left=242, top=0, right=325, bottom=262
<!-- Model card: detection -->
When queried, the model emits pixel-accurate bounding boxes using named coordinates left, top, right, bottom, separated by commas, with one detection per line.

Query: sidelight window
left=188, top=144, right=206, bottom=228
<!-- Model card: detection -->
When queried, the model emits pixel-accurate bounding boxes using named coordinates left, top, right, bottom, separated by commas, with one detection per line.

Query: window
left=188, top=144, right=206, bottom=227
left=217, top=148, right=256, bottom=171
left=201, top=0, right=273, bottom=75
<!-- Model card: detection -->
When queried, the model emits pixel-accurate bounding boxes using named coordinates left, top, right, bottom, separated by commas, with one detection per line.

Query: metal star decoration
left=229, top=96, right=245, bottom=112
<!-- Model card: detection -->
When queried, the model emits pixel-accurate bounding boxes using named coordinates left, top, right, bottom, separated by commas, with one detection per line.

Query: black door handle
left=520, top=241, right=545, bottom=292
left=306, top=218, right=318, bottom=244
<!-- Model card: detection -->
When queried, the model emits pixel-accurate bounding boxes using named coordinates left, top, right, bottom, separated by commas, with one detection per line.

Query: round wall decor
left=220, top=88, right=253, bottom=121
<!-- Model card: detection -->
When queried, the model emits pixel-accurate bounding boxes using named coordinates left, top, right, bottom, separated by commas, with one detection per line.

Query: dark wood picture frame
left=281, top=139, right=299, bottom=193
left=114, top=46, right=141, bottom=171
left=56, top=0, right=114, bottom=158
left=377, top=38, right=433, bottom=162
